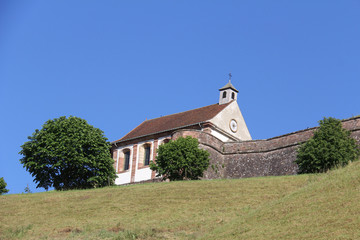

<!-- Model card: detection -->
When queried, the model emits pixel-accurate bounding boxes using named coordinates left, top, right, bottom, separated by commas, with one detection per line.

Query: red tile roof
left=113, top=102, right=231, bottom=143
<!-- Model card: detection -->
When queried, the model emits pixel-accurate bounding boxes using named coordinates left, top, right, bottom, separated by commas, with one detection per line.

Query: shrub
left=295, top=117, right=360, bottom=173
left=150, top=136, right=210, bottom=181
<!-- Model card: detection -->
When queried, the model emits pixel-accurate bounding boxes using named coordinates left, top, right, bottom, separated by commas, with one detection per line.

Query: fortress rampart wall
left=172, top=116, right=360, bottom=179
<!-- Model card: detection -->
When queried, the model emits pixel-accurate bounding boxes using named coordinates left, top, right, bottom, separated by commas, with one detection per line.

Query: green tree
left=296, top=117, right=360, bottom=173
left=0, top=177, right=9, bottom=195
left=19, top=116, right=116, bottom=190
left=150, top=136, right=210, bottom=181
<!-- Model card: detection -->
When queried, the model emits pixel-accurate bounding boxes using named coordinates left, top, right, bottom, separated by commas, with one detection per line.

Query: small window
left=222, top=91, right=227, bottom=98
left=144, top=146, right=151, bottom=166
left=231, top=92, right=235, bottom=99
left=124, top=150, right=130, bottom=171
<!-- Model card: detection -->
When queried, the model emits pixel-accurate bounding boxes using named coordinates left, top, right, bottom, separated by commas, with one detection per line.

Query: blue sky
left=1, top=1, right=359, bottom=194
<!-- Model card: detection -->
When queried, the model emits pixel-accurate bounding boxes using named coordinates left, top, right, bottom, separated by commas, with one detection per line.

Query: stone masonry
left=172, top=116, right=360, bottom=180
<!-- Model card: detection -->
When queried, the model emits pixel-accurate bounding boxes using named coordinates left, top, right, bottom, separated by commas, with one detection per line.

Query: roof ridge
left=112, top=101, right=233, bottom=144
left=144, top=102, right=225, bottom=122
left=113, top=103, right=221, bottom=143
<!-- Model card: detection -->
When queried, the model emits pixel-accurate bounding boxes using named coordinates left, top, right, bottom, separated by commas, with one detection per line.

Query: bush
left=0, top=177, right=9, bottom=195
left=295, top=117, right=360, bottom=173
left=19, top=116, right=116, bottom=190
left=150, top=136, right=210, bottom=181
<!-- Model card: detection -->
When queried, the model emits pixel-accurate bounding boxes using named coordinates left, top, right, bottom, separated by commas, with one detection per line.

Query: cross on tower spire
left=229, top=72, right=232, bottom=83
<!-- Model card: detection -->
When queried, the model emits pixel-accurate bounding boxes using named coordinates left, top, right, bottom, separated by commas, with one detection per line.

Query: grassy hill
left=1, top=162, right=359, bottom=240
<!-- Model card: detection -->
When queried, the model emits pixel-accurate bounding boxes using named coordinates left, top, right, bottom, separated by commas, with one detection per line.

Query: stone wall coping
left=223, top=116, right=360, bottom=154
left=238, top=116, right=360, bottom=143
left=173, top=116, right=360, bottom=156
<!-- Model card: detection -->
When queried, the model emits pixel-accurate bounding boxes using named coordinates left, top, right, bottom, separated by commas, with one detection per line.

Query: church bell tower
left=219, top=74, right=238, bottom=105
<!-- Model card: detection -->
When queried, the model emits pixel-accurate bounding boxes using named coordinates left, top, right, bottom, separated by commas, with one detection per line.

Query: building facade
left=111, top=81, right=251, bottom=185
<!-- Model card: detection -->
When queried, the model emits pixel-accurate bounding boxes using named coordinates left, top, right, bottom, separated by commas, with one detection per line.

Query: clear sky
left=1, top=1, right=359, bottom=194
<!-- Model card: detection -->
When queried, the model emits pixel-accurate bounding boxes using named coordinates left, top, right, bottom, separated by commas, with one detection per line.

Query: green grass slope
left=0, top=162, right=359, bottom=239
left=205, top=161, right=360, bottom=240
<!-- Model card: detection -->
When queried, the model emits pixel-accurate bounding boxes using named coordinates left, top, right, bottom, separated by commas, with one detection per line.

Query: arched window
left=144, top=145, right=151, bottom=165
left=231, top=92, right=235, bottom=100
left=123, top=149, right=130, bottom=171
left=222, top=91, right=227, bottom=98
left=139, top=143, right=152, bottom=167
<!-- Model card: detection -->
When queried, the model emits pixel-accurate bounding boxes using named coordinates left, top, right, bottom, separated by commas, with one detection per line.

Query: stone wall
left=173, top=116, right=360, bottom=180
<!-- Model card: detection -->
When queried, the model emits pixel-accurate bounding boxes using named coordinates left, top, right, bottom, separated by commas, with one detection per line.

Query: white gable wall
left=209, top=101, right=252, bottom=141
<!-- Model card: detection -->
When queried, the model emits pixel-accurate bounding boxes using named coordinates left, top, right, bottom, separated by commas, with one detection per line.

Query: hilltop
left=1, top=161, right=359, bottom=240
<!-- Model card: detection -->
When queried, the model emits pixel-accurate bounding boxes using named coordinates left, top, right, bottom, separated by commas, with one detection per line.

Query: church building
left=111, top=80, right=251, bottom=185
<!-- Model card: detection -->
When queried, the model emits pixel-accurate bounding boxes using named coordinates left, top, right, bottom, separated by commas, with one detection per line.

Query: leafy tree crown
left=150, top=136, right=210, bottom=181
left=295, top=117, right=360, bottom=173
left=0, top=177, right=9, bottom=195
left=19, top=116, right=116, bottom=190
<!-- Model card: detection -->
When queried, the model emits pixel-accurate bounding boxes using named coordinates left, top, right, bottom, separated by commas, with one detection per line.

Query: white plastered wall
left=209, top=101, right=252, bottom=141
left=134, top=139, right=154, bottom=182
left=210, top=128, right=231, bottom=142
left=114, top=135, right=172, bottom=185
left=114, top=145, right=133, bottom=185
left=219, top=89, right=237, bottom=105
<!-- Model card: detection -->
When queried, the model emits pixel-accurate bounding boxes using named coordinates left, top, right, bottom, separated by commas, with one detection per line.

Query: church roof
left=219, top=81, right=239, bottom=93
left=113, top=102, right=232, bottom=144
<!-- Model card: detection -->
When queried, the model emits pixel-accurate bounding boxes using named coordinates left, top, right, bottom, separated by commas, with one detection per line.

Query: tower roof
left=219, top=81, right=239, bottom=93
